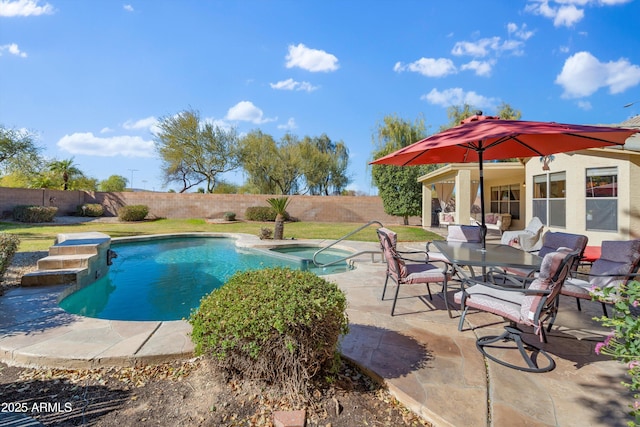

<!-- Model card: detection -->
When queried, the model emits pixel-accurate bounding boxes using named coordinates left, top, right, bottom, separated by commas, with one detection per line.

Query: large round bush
left=189, top=267, right=349, bottom=394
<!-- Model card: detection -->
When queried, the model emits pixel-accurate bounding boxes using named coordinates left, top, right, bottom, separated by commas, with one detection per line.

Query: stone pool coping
left=0, top=232, right=374, bottom=369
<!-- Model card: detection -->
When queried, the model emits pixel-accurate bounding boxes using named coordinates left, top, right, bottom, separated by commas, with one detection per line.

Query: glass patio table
left=432, top=241, right=543, bottom=271
left=432, top=241, right=543, bottom=314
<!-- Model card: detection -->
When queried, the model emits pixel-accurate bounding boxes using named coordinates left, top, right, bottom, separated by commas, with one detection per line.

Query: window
left=490, top=184, right=520, bottom=220
left=532, top=172, right=566, bottom=227
left=586, top=167, right=617, bottom=231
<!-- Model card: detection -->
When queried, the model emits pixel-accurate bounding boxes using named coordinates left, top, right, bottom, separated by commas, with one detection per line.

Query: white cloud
left=451, top=37, right=523, bottom=57
left=507, top=22, right=535, bottom=40
left=285, top=43, right=339, bottom=72
left=225, top=101, right=276, bottom=124
left=57, top=133, right=155, bottom=158
left=277, top=118, right=297, bottom=130
left=461, top=60, right=494, bottom=77
left=421, top=87, right=498, bottom=109
left=100, top=127, right=113, bottom=134
left=123, top=4, right=134, bottom=12
left=122, top=116, right=158, bottom=132
left=393, top=58, right=457, bottom=77
left=270, top=78, right=318, bottom=92
left=554, top=4, right=584, bottom=26
left=0, top=0, right=54, bottom=16
left=524, top=0, right=630, bottom=27
left=0, top=43, right=27, bottom=57
left=555, top=51, right=640, bottom=98
left=451, top=37, right=499, bottom=57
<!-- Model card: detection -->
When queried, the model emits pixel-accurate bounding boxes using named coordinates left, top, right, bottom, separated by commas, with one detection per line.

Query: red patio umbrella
left=371, top=113, right=639, bottom=249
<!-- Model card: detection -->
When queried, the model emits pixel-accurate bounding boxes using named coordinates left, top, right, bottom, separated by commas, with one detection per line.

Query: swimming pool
left=58, top=236, right=352, bottom=322
left=267, top=245, right=353, bottom=270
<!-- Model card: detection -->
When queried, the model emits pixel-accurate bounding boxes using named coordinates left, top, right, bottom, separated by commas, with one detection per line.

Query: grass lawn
left=0, top=219, right=444, bottom=252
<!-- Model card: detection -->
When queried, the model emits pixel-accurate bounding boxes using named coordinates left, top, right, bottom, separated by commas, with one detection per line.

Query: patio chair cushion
left=563, top=239, right=640, bottom=299
left=521, top=250, right=567, bottom=322
left=446, top=225, right=483, bottom=243
left=591, top=240, right=640, bottom=286
left=500, top=217, right=544, bottom=251
left=454, top=286, right=525, bottom=322
left=454, top=250, right=571, bottom=326
left=378, top=227, right=397, bottom=248
left=378, top=227, right=406, bottom=277
left=561, top=277, right=591, bottom=298
left=525, top=217, right=544, bottom=235
left=404, top=263, right=447, bottom=284
left=538, top=232, right=588, bottom=261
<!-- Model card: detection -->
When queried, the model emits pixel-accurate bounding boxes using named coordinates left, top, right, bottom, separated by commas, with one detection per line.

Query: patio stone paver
left=0, top=235, right=634, bottom=426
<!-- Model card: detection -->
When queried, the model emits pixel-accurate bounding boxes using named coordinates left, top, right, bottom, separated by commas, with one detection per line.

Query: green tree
left=442, top=102, right=522, bottom=130
left=239, top=131, right=350, bottom=196
left=48, top=158, right=83, bottom=190
left=441, top=104, right=477, bottom=131
left=371, top=115, right=432, bottom=225
left=69, top=176, right=98, bottom=191
left=239, top=131, right=305, bottom=195
left=212, top=180, right=239, bottom=194
left=238, top=130, right=279, bottom=194
left=300, top=134, right=350, bottom=195
left=155, top=109, right=239, bottom=193
left=0, top=126, right=41, bottom=172
left=99, top=175, right=128, bottom=192
left=267, top=196, right=290, bottom=240
left=495, top=102, right=522, bottom=120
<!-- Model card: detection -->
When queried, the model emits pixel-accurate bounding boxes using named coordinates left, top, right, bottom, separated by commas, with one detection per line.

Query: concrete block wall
left=1, top=187, right=421, bottom=226
left=0, top=187, right=85, bottom=218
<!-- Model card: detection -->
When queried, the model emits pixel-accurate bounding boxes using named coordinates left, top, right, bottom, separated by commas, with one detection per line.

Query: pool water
left=59, top=237, right=351, bottom=322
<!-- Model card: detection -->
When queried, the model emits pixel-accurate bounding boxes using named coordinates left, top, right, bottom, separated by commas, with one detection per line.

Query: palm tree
left=48, top=158, right=82, bottom=190
left=266, top=196, right=290, bottom=240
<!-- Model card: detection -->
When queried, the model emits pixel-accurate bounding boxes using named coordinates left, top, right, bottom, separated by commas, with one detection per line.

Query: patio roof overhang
left=417, top=162, right=526, bottom=186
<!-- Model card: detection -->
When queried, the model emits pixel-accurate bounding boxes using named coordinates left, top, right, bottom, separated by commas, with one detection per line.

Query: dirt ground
left=0, top=357, right=430, bottom=426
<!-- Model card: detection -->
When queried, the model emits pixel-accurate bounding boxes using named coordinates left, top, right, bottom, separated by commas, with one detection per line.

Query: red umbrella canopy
left=371, top=115, right=639, bottom=166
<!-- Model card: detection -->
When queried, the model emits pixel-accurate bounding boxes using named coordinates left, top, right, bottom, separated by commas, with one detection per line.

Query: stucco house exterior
left=419, top=116, right=640, bottom=246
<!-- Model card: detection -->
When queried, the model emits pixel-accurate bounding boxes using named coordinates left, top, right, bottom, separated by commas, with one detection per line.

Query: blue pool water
left=58, top=237, right=351, bottom=322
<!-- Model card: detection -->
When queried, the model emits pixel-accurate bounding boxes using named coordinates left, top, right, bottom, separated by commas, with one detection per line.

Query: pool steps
left=21, top=232, right=112, bottom=287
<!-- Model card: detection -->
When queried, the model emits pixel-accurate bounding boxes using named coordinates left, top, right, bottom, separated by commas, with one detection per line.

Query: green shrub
left=0, top=233, right=20, bottom=283
left=12, top=205, right=57, bottom=223
left=117, top=205, right=149, bottom=221
left=245, top=206, right=291, bottom=222
left=245, top=206, right=276, bottom=221
left=77, top=203, right=104, bottom=217
left=189, top=267, right=349, bottom=395
left=223, top=212, right=236, bottom=221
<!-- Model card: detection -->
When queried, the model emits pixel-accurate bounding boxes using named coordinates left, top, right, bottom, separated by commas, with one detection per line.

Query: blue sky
left=1, top=0, right=640, bottom=194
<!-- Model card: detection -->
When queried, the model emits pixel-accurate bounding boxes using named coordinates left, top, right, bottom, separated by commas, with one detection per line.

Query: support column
left=422, top=183, right=432, bottom=228
left=455, top=170, right=472, bottom=225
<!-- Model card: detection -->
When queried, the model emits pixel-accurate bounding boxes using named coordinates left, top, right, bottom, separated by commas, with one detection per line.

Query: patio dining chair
left=503, top=231, right=587, bottom=278
left=559, top=239, right=640, bottom=317
left=426, top=225, right=484, bottom=264
left=377, top=227, right=452, bottom=316
left=453, top=249, right=578, bottom=372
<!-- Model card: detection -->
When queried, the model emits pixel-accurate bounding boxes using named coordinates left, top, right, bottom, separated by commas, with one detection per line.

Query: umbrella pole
left=478, top=150, right=487, bottom=251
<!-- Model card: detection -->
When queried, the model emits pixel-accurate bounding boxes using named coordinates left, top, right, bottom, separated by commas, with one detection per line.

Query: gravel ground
left=1, top=251, right=46, bottom=293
